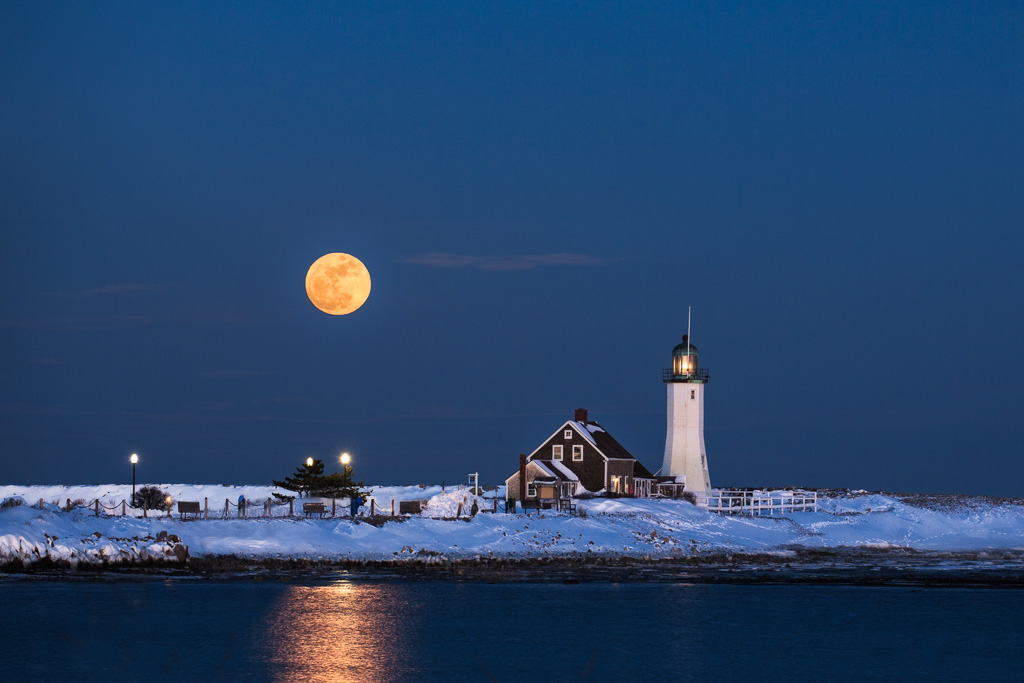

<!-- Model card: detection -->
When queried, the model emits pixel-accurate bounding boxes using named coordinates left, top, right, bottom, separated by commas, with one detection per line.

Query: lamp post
left=305, top=457, right=314, bottom=497
left=340, top=452, right=351, bottom=466
left=130, top=453, right=139, bottom=503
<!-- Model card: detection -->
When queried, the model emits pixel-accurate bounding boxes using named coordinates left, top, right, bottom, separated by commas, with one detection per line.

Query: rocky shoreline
left=6, top=547, right=1024, bottom=587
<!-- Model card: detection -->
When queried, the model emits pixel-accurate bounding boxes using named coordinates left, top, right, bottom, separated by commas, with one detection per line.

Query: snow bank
left=420, top=488, right=490, bottom=518
left=0, top=505, right=188, bottom=569
left=3, top=487, right=1024, bottom=569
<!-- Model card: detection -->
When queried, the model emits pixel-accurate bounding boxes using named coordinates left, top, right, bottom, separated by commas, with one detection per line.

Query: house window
left=564, top=430, right=572, bottom=439
left=572, top=445, right=583, bottom=461
left=527, top=484, right=537, bottom=498
left=610, top=476, right=621, bottom=493
left=691, top=390, right=695, bottom=399
left=552, top=445, right=563, bottom=460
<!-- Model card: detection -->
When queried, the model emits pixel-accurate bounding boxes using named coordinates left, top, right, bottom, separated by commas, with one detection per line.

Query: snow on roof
left=570, top=421, right=598, bottom=446
left=584, top=423, right=605, bottom=433
left=531, top=460, right=559, bottom=479
left=548, top=459, right=580, bottom=481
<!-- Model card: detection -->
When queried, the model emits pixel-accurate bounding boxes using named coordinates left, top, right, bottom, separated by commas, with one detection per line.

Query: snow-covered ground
left=2, top=484, right=1024, bottom=569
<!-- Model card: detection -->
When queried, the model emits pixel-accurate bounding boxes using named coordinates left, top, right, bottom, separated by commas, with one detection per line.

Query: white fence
left=701, top=489, right=818, bottom=516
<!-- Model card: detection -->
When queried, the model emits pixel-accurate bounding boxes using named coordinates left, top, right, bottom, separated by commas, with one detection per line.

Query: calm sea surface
left=1, top=578, right=1022, bottom=682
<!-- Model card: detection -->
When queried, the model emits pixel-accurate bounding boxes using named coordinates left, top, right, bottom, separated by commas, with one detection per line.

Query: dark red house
left=505, top=409, right=656, bottom=500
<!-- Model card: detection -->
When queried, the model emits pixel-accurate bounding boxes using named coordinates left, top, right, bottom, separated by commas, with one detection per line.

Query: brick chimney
left=574, top=408, right=588, bottom=423
left=519, top=453, right=527, bottom=501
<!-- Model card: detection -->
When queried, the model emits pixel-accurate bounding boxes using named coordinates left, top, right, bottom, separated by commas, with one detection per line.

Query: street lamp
left=306, top=457, right=314, bottom=467
left=130, top=453, right=139, bottom=503
left=340, top=452, right=351, bottom=466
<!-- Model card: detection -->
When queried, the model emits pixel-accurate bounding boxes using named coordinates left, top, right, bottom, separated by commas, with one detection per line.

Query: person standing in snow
left=349, top=494, right=363, bottom=517
left=237, top=494, right=246, bottom=518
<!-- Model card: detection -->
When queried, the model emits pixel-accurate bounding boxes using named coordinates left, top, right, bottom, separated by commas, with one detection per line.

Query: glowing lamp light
left=130, top=453, right=139, bottom=464
left=306, top=457, right=314, bottom=467
left=340, top=452, right=351, bottom=466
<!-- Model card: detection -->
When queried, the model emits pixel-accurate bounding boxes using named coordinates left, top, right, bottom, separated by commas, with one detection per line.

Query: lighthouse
left=661, top=331, right=711, bottom=493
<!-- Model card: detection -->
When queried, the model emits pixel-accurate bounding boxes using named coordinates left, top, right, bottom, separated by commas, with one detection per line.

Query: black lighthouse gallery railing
left=662, top=368, right=710, bottom=382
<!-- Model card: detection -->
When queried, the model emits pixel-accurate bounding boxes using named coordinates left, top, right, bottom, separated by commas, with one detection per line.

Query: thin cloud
left=402, top=253, right=618, bottom=271
left=30, top=357, right=67, bottom=365
left=0, top=315, right=152, bottom=331
left=43, top=283, right=164, bottom=297
left=200, top=370, right=275, bottom=379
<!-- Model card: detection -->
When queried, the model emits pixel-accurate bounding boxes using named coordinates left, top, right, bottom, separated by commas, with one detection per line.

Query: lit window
left=527, top=484, right=537, bottom=498
left=564, top=430, right=572, bottom=439
left=552, top=445, right=563, bottom=460
left=572, top=445, right=583, bottom=461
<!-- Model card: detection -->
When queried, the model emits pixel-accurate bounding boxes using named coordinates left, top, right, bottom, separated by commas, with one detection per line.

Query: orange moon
left=305, top=253, right=371, bottom=315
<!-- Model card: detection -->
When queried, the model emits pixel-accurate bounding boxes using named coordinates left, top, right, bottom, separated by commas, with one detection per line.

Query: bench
left=520, top=499, right=556, bottom=513
left=398, top=500, right=426, bottom=515
left=303, top=502, right=328, bottom=518
left=177, top=501, right=202, bottom=519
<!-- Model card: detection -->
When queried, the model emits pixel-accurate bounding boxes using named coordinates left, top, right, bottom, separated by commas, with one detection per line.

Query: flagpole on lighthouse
left=686, top=306, right=691, bottom=372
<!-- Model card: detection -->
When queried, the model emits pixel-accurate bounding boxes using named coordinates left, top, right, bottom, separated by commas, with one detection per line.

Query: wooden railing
left=701, top=489, right=818, bottom=515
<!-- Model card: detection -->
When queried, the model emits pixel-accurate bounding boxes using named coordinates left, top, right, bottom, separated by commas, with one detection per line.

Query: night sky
left=2, top=3, right=1021, bottom=495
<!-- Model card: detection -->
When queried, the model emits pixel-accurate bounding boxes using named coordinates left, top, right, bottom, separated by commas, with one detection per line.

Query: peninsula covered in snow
left=3, top=484, right=1024, bottom=582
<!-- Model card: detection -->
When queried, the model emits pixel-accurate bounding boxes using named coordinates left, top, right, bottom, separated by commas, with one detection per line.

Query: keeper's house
left=506, top=409, right=656, bottom=500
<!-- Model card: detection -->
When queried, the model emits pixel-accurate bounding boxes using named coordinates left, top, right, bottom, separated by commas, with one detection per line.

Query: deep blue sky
left=2, top=2, right=1021, bottom=494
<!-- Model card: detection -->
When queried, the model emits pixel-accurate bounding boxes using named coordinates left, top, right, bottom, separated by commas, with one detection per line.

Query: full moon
left=305, top=253, right=371, bottom=315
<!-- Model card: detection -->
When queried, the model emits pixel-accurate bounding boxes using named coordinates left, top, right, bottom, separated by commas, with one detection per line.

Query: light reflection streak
left=267, top=582, right=415, bottom=683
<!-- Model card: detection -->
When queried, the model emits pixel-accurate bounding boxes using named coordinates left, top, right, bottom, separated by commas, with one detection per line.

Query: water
left=2, top=578, right=1022, bottom=682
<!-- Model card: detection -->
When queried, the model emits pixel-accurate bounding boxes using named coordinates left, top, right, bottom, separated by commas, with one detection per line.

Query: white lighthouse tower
left=661, top=321, right=711, bottom=493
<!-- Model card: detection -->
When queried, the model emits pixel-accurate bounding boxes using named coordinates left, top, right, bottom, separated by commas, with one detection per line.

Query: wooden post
left=493, top=498, right=497, bottom=513
left=205, top=497, right=208, bottom=519
left=66, top=498, right=71, bottom=512
left=38, top=498, right=43, bottom=510
left=143, top=498, right=148, bottom=517
left=225, top=499, right=229, bottom=518
left=122, top=500, right=126, bottom=516
left=391, top=499, right=395, bottom=517
left=332, top=498, right=336, bottom=517
left=370, top=498, right=375, bottom=516
left=94, top=500, right=99, bottom=516
left=289, top=499, right=294, bottom=517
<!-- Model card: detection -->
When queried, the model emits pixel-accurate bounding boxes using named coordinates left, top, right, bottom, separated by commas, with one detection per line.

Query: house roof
left=547, top=459, right=580, bottom=481
left=632, top=459, right=655, bottom=480
left=533, top=460, right=578, bottom=482
left=504, top=458, right=580, bottom=485
left=527, top=418, right=656, bottom=478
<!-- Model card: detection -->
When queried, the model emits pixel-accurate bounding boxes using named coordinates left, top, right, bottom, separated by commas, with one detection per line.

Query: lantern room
left=663, top=334, right=709, bottom=382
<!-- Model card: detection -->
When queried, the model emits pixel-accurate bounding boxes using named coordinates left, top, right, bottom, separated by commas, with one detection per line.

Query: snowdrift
left=2, top=485, right=1024, bottom=569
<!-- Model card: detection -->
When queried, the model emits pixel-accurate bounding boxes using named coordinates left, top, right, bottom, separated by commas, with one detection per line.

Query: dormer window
left=572, top=445, right=583, bottom=461
left=564, top=430, right=572, bottom=439
left=552, top=445, right=563, bottom=460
